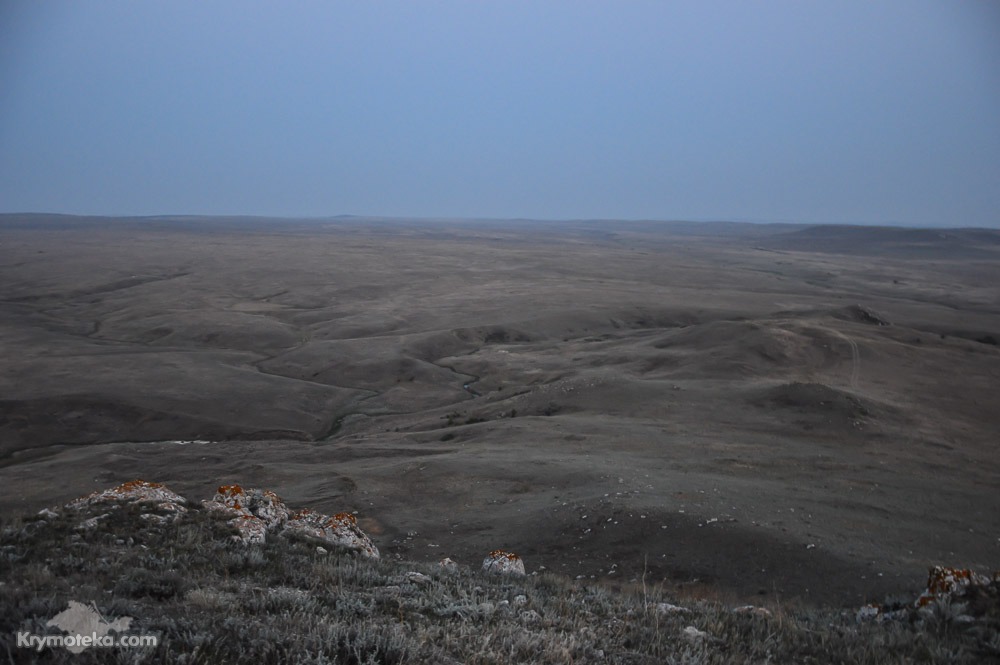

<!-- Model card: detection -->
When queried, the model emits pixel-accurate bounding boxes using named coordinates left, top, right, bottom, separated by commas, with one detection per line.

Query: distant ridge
left=758, top=223, right=1000, bottom=258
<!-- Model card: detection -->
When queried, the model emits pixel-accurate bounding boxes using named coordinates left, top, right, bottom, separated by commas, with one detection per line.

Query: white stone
left=655, top=603, right=690, bottom=615
left=405, top=571, right=432, bottom=586
left=733, top=605, right=772, bottom=617
left=682, top=626, right=709, bottom=642
left=75, top=513, right=110, bottom=530
left=856, top=604, right=882, bottom=623
left=482, top=549, right=526, bottom=576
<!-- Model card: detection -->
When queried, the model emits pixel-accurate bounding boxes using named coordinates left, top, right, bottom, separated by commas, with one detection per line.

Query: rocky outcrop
left=66, top=479, right=188, bottom=512
left=481, top=549, right=525, bottom=576
left=212, top=485, right=289, bottom=529
left=55, top=482, right=522, bottom=572
left=55, top=480, right=379, bottom=556
left=201, top=486, right=379, bottom=556
left=858, top=565, right=999, bottom=623
left=283, top=509, right=380, bottom=559
left=916, top=566, right=991, bottom=607
left=202, top=484, right=291, bottom=544
left=61, top=480, right=189, bottom=529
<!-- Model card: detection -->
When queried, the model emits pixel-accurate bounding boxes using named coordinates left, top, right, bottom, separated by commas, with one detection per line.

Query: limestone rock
left=916, top=566, right=991, bottom=607
left=75, top=513, right=111, bottom=530
left=203, top=484, right=290, bottom=545
left=855, top=604, right=882, bottom=623
left=655, top=602, right=691, bottom=615
left=481, top=549, right=525, bottom=576
left=67, top=480, right=187, bottom=513
left=733, top=605, right=772, bottom=617
left=229, top=515, right=267, bottom=545
left=213, top=484, right=289, bottom=530
left=682, top=626, right=709, bottom=642
left=405, top=571, right=432, bottom=586
left=283, top=509, right=380, bottom=559
left=201, top=498, right=241, bottom=517
left=64, top=480, right=188, bottom=527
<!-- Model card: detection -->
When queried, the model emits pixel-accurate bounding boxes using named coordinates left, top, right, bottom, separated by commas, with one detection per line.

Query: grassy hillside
left=1, top=499, right=997, bottom=664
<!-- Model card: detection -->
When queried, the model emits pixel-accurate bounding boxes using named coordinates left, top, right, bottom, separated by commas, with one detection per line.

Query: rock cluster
left=202, top=484, right=291, bottom=545
left=200, top=485, right=379, bottom=558
left=858, top=565, right=999, bottom=623
left=49, top=479, right=532, bottom=572
left=53, top=480, right=381, bottom=559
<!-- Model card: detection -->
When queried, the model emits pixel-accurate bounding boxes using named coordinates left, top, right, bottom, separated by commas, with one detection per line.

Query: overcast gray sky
left=1, top=1, right=998, bottom=227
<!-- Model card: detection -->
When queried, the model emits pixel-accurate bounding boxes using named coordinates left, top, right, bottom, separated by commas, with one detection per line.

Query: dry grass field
left=2, top=214, right=998, bottom=608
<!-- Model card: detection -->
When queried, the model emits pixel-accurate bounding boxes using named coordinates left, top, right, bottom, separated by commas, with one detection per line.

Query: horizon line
left=2, top=211, right=997, bottom=231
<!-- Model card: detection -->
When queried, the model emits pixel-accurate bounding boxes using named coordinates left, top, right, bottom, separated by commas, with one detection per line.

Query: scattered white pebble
left=682, top=626, right=709, bottom=642
left=655, top=603, right=690, bottom=615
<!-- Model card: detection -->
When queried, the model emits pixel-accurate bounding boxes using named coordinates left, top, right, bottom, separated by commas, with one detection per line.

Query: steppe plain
left=1, top=214, right=998, bottom=607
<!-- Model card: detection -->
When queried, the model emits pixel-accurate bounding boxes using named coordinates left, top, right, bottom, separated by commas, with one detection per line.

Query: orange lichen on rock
left=230, top=515, right=267, bottom=545
left=57, top=479, right=382, bottom=555
left=916, top=566, right=990, bottom=607
left=489, top=549, right=521, bottom=561
left=330, top=512, right=357, bottom=527
left=114, top=480, right=165, bottom=493
left=204, top=484, right=291, bottom=544
left=482, top=549, right=526, bottom=576
left=215, top=485, right=245, bottom=510
left=67, top=480, right=187, bottom=510
left=284, top=509, right=379, bottom=559
left=63, top=480, right=188, bottom=528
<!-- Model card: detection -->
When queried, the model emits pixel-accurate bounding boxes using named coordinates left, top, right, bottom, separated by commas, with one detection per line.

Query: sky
left=1, top=1, right=998, bottom=227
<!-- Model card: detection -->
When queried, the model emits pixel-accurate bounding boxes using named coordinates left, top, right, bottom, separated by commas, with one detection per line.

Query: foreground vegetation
left=1, top=504, right=998, bottom=664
